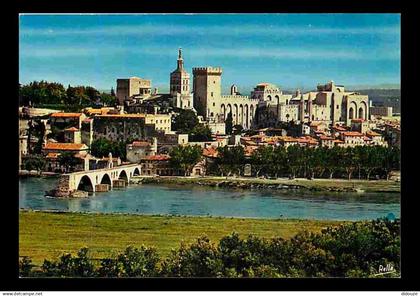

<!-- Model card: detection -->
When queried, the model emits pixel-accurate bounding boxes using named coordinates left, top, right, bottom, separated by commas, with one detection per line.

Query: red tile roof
left=145, top=154, right=170, bottom=161
left=342, top=131, right=364, bottom=137
left=43, top=143, right=88, bottom=151
left=46, top=152, right=60, bottom=159
left=203, top=147, right=218, bottom=158
left=366, top=131, right=381, bottom=137
left=64, top=127, right=79, bottom=132
left=96, top=114, right=146, bottom=118
left=51, top=113, right=83, bottom=118
left=132, top=141, right=151, bottom=147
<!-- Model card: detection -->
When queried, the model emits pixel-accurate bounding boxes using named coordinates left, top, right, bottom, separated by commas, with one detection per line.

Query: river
left=19, top=177, right=400, bottom=221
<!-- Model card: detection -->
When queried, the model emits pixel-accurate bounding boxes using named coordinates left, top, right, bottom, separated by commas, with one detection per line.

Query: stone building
left=116, top=77, right=152, bottom=105
left=92, top=113, right=171, bottom=142
left=126, top=138, right=158, bottom=163
left=170, top=48, right=194, bottom=110
left=192, top=67, right=258, bottom=130
left=255, top=81, right=370, bottom=128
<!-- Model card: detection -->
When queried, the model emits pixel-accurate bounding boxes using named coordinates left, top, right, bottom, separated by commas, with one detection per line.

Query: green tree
left=98, top=246, right=160, bottom=277
left=172, top=109, right=199, bottom=134
left=169, top=145, right=202, bottom=176
left=58, top=151, right=79, bottom=172
left=23, top=155, right=46, bottom=172
left=190, top=124, right=212, bottom=142
left=215, top=145, right=246, bottom=176
left=225, top=112, right=233, bottom=135
left=233, top=124, right=243, bottom=135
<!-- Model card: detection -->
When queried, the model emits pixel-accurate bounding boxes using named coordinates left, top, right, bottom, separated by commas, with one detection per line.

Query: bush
left=41, top=247, right=96, bottom=277
left=19, top=256, right=33, bottom=277
left=98, top=246, right=160, bottom=277
left=160, top=237, right=224, bottom=277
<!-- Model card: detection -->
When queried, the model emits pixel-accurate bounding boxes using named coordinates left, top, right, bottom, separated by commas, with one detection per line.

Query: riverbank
left=19, top=210, right=344, bottom=266
left=138, top=176, right=400, bottom=193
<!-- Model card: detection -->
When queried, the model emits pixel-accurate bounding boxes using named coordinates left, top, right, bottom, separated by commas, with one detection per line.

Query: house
left=126, top=138, right=157, bottom=163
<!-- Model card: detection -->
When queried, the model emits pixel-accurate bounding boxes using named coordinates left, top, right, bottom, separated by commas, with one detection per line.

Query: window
left=213, top=102, right=215, bottom=107
left=337, top=105, right=339, bottom=109
left=211, top=92, right=214, bottom=97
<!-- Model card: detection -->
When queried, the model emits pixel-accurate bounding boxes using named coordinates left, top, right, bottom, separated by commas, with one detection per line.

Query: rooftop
left=145, top=154, right=171, bottom=161
left=43, top=143, right=88, bottom=151
left=51, top=112, right=83, bottom=118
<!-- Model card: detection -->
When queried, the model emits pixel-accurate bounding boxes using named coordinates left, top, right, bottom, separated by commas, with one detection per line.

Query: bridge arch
left=77, top=175, right=94, bottom=192
left=100, top=173, right=112, bottom=186
left=133, top=168, right=140, bottom=176
left=118, top=170, right=129, bottom=183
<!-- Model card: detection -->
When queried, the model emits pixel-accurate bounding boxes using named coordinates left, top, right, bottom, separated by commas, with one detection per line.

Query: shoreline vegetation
left=135, top=176, right=400, bottom=194
left=19, top=210, right=400, bottom=278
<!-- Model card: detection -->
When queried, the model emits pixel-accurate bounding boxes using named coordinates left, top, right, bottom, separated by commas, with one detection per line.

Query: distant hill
left=355, top=89, right=400, bottom=113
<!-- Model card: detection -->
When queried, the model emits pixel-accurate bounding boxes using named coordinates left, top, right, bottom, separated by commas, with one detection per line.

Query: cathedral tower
left=170, top=48, right=190, bottom=97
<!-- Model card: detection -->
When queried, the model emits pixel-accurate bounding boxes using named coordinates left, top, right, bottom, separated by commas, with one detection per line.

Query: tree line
left=208, top=145, right=400, bottom=180
left=19, top=219, right=400, bottom=278
left=19, top=81, right=117, bottom=109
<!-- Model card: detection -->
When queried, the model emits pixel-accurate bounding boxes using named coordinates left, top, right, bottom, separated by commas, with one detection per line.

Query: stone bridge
left=54, top=164, right=142, bottom=196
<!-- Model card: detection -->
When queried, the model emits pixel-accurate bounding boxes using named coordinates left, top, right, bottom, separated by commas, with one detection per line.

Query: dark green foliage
left=169, top=145, right=202, bottom=176
left=160, top=237, right=224, bottom=277
left=225, top=112, right=233, bottom=135
left=58, top=151, right=79, bottom=172
left=19, top=256, right=34, bottom=277
left=190, top=124, right=212, bottom=142
left=233, top=124, right=243, bottom=135
left=98, top=246, right=160, bottom=277
left=19, top=80, right=102, bottom=109
left=23, top=155, right=46, bottom=172
left=41, top=247, right=96, bottom=277
left=21, top=219, right=400, bottom=278
left=208, top=144, right=400, bottom=179
left=214, top=145, right=246, bottom=176
left=172, top=109, right=212, bottom=141
left=90, top=138, right=127, bottom=161
left=172, top=109, right=199, bottom=134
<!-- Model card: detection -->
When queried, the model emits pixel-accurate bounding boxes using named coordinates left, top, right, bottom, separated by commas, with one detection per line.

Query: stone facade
left=92, top=113, right=171, bottom=142
left=116, top=77, right=152, bottom=105
left=255, top=81, right=370, bottom=128
left=192, top=66, right=259, bottom=130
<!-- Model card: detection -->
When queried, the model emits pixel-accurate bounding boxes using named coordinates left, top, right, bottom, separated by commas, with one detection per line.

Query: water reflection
left=18, top=177, right=400, bottom=221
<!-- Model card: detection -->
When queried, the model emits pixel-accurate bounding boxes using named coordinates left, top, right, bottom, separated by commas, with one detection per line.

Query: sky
left=19, top=14, right=401, bottom=93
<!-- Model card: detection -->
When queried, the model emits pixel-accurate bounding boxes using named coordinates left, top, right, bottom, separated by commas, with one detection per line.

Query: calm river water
left=19, top=177, right=400, bottom=221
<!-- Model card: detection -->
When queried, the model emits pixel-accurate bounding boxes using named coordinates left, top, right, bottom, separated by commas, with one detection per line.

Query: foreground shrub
left=41, top=247, right=96, bottom=277
left=160, top=236, right=224, bottom=277
left=98, top=246, right=160, bottom=277
left=19, top=256, right=33, bottom=277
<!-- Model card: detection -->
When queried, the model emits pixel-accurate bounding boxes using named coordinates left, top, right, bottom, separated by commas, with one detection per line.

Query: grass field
left=19, top=210, right=344, bottom=266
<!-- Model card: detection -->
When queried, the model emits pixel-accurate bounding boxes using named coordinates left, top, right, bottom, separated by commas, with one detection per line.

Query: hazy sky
left=19, top=14, right=400, bottom=93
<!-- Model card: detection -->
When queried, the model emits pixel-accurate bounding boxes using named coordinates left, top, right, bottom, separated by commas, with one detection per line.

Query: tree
left=233, top=124, right=243, bottom=135
left=90, top=138, right=128, bottom=160
left=100, top=92, right=117, bottom=107
left=58, top=151, right=79, bottom=172
left=169, top=145, right=202, bottom=176
left=23, top=155, right=46, bottom=172
left=110, top=87, right=116, bottom=97
left=172, top=109, right=199, bottom=134
left=250, top=146, right=273, bottom=177
left=190, top=124, right=212, bottom=142
left=225, top=112, right=233, bottom=135
left=216, top=145, right=246, bottom=176
left=90, top=138, right=114, bottom=158
left=28, top=119, right=46, bottom=154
